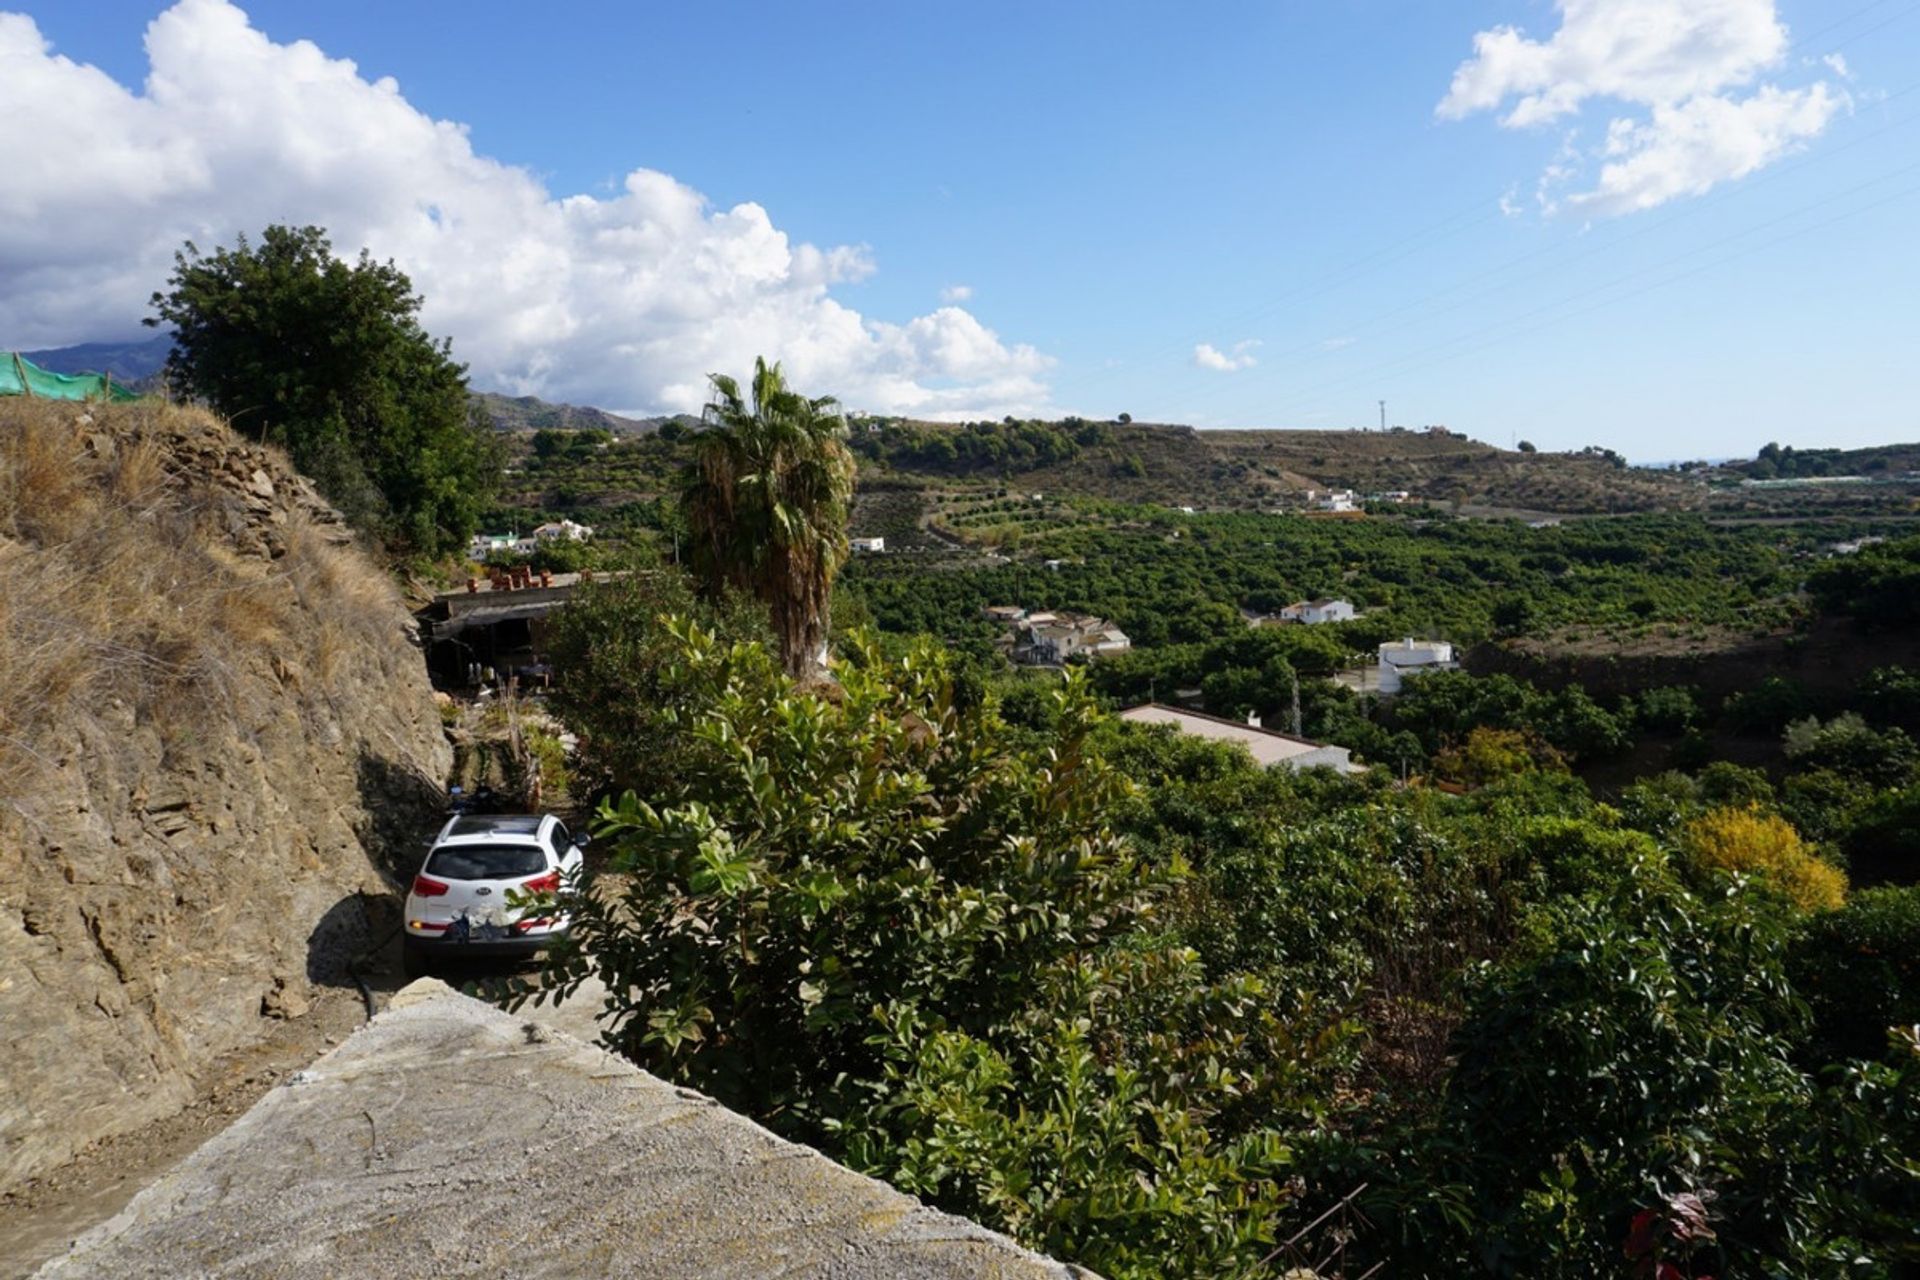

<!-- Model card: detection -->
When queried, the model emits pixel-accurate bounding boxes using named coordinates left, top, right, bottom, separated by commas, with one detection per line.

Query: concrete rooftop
left=1120, top=703, right=1334, bottom=767
left=35, top=981, right=1093, bottom=1280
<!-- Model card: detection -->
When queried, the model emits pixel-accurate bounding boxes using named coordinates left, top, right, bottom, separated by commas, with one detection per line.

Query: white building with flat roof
left=1119, top=704, right=1362, bottom=774
left=1377, top=637, right=1456, bottom=694
left=469, top=530, right=538, bottom=560
left=1306, top=488, right=1358, bottom=512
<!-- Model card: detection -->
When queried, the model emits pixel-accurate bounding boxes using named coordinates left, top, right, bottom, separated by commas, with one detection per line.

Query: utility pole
left=1378, top=400, right=1386, bottom=432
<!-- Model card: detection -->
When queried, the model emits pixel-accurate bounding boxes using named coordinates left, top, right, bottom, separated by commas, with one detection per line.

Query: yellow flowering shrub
left=1683, top=804, right=1847, bottom=911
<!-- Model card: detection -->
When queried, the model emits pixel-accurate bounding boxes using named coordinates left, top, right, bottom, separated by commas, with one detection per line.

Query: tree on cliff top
left=147, top=224, right=498, bottom=558
left=680, top=357, right=855, bottom=677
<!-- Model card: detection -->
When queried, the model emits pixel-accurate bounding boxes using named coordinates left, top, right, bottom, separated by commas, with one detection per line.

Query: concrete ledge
left=36, top=981, right=1094, bottom=1279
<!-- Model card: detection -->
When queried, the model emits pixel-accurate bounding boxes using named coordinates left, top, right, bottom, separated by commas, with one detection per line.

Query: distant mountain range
left=19, top=334, right=174, bottom=382
left=13, top=335, right=682, bottom=435
left=468, top=392, right=682, bottom=436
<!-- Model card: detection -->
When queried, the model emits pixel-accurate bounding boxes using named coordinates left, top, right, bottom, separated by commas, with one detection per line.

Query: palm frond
left=677, top=356, right=855, bottom=675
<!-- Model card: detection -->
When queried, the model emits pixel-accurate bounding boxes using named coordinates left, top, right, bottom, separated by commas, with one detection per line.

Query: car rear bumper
left=404, top=927, right=567, bottom=961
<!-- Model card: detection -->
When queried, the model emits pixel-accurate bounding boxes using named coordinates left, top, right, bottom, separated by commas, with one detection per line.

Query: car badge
left=475, top=887, right=493, bottom=896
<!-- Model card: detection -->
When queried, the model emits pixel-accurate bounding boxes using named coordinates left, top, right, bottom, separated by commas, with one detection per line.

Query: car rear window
left=426, top=843, right=548, bottom=881
left=446, top=814, right=544, bottom=838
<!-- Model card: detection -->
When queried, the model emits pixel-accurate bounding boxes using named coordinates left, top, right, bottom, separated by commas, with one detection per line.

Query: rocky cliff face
left=0, top=399, right=452, bottom=1192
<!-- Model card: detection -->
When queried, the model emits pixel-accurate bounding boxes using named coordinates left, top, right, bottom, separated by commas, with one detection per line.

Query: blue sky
left=6, top=0, right=1919, bottom=458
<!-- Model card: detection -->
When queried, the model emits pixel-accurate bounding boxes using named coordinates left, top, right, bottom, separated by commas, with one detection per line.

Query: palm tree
left=681, top=357, right=856, bottom=678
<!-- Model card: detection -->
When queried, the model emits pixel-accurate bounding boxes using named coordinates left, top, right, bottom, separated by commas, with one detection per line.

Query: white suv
left=402, top=813, right=586, bottom=977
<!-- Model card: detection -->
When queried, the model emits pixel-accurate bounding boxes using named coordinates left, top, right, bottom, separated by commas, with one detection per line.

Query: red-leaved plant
left=1624, top=1191, right=1717, bottom=1280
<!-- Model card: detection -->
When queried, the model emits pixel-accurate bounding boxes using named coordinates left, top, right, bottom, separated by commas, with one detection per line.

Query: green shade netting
left=1, top=353, right=141, bottom=402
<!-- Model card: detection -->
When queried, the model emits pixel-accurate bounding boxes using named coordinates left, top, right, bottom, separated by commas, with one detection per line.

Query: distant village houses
left=469, top=518, right=594, bottom=563
left=1119, top=705, right=1363, bottom=775
left=1001, top=611, right=1131, bottom=665
left=533, top=518, right=594, bottom=543
left=469, top=530, right=535, bottom=560
left=849, top=536, right=886, bottom=554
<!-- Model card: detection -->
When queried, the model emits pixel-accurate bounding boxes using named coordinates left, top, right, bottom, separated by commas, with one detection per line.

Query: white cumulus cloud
left=1438, top=0, right=1845, bottom=216
left=0, top=0, right=1051, bottom=418
left=1570, top=81, right=1840, bottom=215
left=939, top=283, right=973, bottom=303
left=1193, top=340, right=1259, bottom=372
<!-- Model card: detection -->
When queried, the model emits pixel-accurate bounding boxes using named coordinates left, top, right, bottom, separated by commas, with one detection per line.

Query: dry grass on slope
left=0, top=397, right=400, bottom=797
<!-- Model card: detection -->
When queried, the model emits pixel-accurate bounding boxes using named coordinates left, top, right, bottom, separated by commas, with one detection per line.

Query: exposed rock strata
left=0, top=400, right=450, bottom=1192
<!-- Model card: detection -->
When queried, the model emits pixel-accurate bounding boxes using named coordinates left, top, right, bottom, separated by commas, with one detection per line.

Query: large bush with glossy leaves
left=529, top=624, right=1352, bottom=1278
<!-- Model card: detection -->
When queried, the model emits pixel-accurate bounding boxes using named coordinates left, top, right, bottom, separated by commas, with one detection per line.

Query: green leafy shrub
left=1437, top=881, right=1816, bottom=1277
left=1845, top=783, right=1920, bottom=886
left=1637, top=685, right=1701, bottom=734
left=1783, top=713, right=1919, bottom=789
left=1721, top=676, right=1811, bottom=735
left=148, top=224, right=499, bottom=557
left=544, top=569, right=768, bottom=801
left=1808, top=534, right=1920, bottom=627
left=1791, top=886, right=1920, bottom=1063
left=529, top=625, right=1345, bottom=1277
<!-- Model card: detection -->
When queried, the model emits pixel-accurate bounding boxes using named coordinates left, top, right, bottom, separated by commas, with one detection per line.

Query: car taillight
left=412, top=873, right=450, bottom=897
left=520, top=870, right=561, bottom=895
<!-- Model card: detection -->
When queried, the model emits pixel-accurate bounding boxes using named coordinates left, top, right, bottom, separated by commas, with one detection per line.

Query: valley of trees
left=529, top=574, right=1920, bottom=1279
left=500, top=358, right=1920, bottom=1278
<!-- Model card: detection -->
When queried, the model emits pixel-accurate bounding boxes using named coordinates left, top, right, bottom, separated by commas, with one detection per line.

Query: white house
left=1279, top=598, right=1356, bottom=625
left=1377, top=637, right=1456, bottom=694
left=468, top=531, right=522, bottom=561
left=533, top=518, right=594, bottom=543
left=1119, top=705, right=1363, bottom=775
left=849, top=536, right=886, bottom=554
left=1306, top=488, right=1358, bottom=513
left=1010, top=614, right=1131, bottom=665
